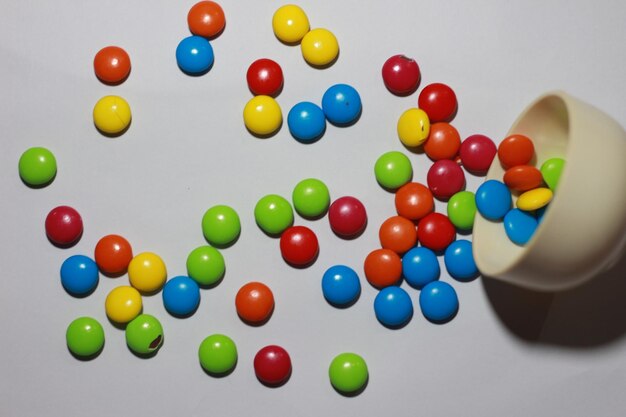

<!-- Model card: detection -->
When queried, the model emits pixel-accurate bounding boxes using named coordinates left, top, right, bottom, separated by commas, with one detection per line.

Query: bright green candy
left=198, top=334, right=237, bottom=375
left=292, top=178, right=330, bottom=218
left=186, top=246, right=225, bottom=286
left=202, top=205, right=241, bottom=247
left=328, top=352, right=368, bottom=394
left=125, top=314, right=163, bottom=355
left=254, top=194, right=294, bottom=235
left=66, top=317, right=105, bottom=357
left=374, top=151, right=412, bottom=190
left=540, top=158, right=565, bottom=191
left=18, top=147, right=57, bottom=186
left=447, top=191, right=477, bottom=230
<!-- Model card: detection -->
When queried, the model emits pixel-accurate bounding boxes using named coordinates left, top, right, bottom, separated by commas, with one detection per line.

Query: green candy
left=447, top=191, right=477, bottom=230
left=201, top=205, right=241, bottom=247
left=292, top=178, right=330, bottom=218
left=254, top=194, right=294, bottom=235
left=125, top=314, right=163, bottom=355
left=66, top=317, right=105, bottom=358
left=328, top=352, right=368, bottom=394
left=198, top=334, right=238, bottom=375
left=540, top=158, right=565, bottom=191
left=374, top=151, right=413, bottom=190
left=18, top=146, right=57, bottom=186
left=186, top=245, right=225, bottom=286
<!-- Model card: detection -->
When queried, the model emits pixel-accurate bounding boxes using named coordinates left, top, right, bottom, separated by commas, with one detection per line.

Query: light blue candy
left=444, top=240, right=478, bottom=281
left=321, top=265, right=361, bottom=306
left=60, top=255, right=99, bottom=296
left=288, top=101, right=326, bottom=143
left=176, top=36, right=214, bottom=75
left=475, top=180, right=511, bottom=220
left=374, top=286, right=413, bottom=328
left=402, top=247, right=440, bottom=289
left=419, top=281, right=458, bottom=323
left=504, top=208, right=538, bottom=245
left=321, top=84, right=362, bottom=126
left=162, top=276, right=200, bottom=317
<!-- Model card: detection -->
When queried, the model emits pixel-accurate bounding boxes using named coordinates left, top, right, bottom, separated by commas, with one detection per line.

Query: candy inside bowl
left=473, top=91, right=626, bottom=292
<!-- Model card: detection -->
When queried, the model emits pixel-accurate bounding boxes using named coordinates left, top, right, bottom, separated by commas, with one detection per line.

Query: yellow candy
left=128, top=252, right=167, bottom=293
left=93, top=95, right=131, bottom=135
left=105, top=286, right=142, bottom=323
left=243, top=95, right=282, bottom=136
left=397, top=108, right=430, bottom=147
left=272, top=4, right=310, bottom=44
left=516, top=187, right=553, bottom=211
left=301, top=28, right=339, bottom=67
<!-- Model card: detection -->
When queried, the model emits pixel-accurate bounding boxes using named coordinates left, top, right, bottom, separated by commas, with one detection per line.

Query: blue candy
left=419, top=281, right=458, bottom=323
left=504, top=208, right=538, bottom=245
left=162, top=276, right=200, bottom=316
left=374, top=286, right=413, bottom=327
left=288, top=101, right=326, bottom=143
left=60, top=255, right=99, bottom=296
left=402, top=247, right=440, bottom=289
left=176, top=36, right=214, bottom=75
left=321, top=84, right=362, bottom=126
left=444, top=240, right=478, bottom=281
left=536, top=205, right=548, bottom=225
left=475, top=180, right=511, bottom=220
left=321, top=265, right=361, bottom=306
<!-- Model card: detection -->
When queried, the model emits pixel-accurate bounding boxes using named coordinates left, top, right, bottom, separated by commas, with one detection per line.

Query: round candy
left=246, top=58, right=284, bottom=97
left=459, top=134, right=497, bottom=174
left=321, top=84, right=362, bottom=126
left=162, top=276, right=201, bottom=316
left=128, top=252, right=167, bottom=293
left=321, top=265, right=361, bottom=307
left=202, top=204, right=241, bottom=247
left=374, top=286, right=413, bottom=327
left=328, top=196, right=367, bottom=238
left=93, top=95, right=131, bottom=135
left=272, top=4, right=310, bottom=44
left=504, top=208, right=538, bottom=246
left=105, top=286, right=142, bottom=324
left=254, top=194, right=294, bottom=235
left=374, top=151, right=413, bottom=190
left=254, top=345, right=292, bottom=386
left=176, top=35, right=214, bottom=74
left=292, top=178, right=330, bottom=218
left=426, top=159, right=466, bottom=200
left=363, top=248, right=402, bottom=288
left=475, top=180, right=512, bottom=221
left=516, top=187, right=553, bottom=211
left=329, top=353, right=368, bottom=394
left=186, top=245, right=225, bottom=286
left=381, top=54, right=421, bottom=96
left=93, top=46, right=131, bottom=84
left=280, top=226, right=319, bottom=266
left=18, top=147, right=57, bottom=186
left=125, top=314, right=163, bottom=355
left=402, top=247, right=440, bottom=289
left=503, top=165, right=544, bottom=192
left=419, top=281, right=459, bottom=323
left=397, top=108, right=430, bottom=147
left=424, top=123, right=461, bottom=161
left=243, top=95, right=282, bottom=136
left=394, top=182, right=434, bottom=221
left=540, top=157, right=565, bottom=191
left=497, top=134, right=535, bottom=168
left=66, top=317, right=105, bottom=358
left=187, top=1, right=226, bottom=38
left=301, top=28, right=339, bottom=67
left=444, top=240, right=478, bottom=281
left=287, top=101, right=326, bottom=143
left=417, top=213, right=456, bottom=252
left=418, top=83, right=458, bottom=123
left=198, top=334, right=237, bottom=375
left=45, top=205, right=83, bottom=247
left=447, top=191, right=477, bottom=231
left=60, top=255, right=99, bottom=296
left=235, top=281, right=275, bottom=324
left=379, top=215, right=418, bottom=255
left=94, top=234, right=133, bottom=275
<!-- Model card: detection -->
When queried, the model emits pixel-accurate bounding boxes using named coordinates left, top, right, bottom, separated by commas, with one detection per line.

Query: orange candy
left=498, top=134, right=535, bottom=168
left=379, top=216, right=417, bottom=254
left=94, top=234, right=133, bottom=275
left=424, top=123, right=461, bottom=161
left=503, top=165, right=544, bottom=192
left=395, top=182, right=434, bottom=221
left=235, top=282, right=274, bottom=324
left=363, top=249, right=402, bottom=288
left=188, top=1, right=226, bottom=38
left=93, top=46, right=131, bottom=84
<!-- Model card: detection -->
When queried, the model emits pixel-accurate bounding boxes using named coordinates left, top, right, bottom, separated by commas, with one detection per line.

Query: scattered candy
left=363, top=248, right=402, bottom=288
left=378, top=215, right=418, bottom=254
left=426, top=159, right=466, bottom=200
left=475, top=180, right=511, bottom=221
left=301, top=28, right=339, bottom=67
left=45, top=205, right=83, bottom=247
left=235, top=281, right=274, bottom=324
left=94, top=234, right=133, bottom=275
left=423, top=122, right=461, bottom=161
left=381, top=54, right=421, bottom=96
left=328, top=353, right=368, bottom=394
left=162, top=276, right=201, bottom=317
left=272, top=4, right=310, bottom=44
left=416, top=212, right=456, bottom=252
left=292, top=178, right=330, bottom=218
left=287, top=101, right=326, bottom=142
left=201, top=204, right=241, bottom=247
left=321, top=84, right=362, bottom=126
left=254, top=194, right=294, bottom=235
left=254, top=345, right=292, bottom=386
left=321, top=265, right=361, bottom=307
left=540, top=157, right=565, bottom=191
left=60, top=255, right=99, bottom=296
left=419, top=281, right=459, bottom=323
left=402, top=247, right=440, bottom=289
left=176, top=35, right=214, bottom=74
left=186, top=245, right=225, bottom=286
left=246, top=58, right=284, bottom=97
left=128, top=252, right=167, bottom=293
left=243, top=95, right=283, bottom=136
left=18, top=146, right=57, bottom=187
left=503, top=165, right=544, bottom=192
left=418, top=83, right=457, bottom=123
left=443, top=240, right=478, bottom=281
left=374, top=151, right=413, bottom=190
left=397, top=108, right=430, bottom=147
left=280, top=225, right=319, bottom=266
left=93, top=46, right=131, bottom=84
left=447, top=191, right=477, bottom=231
left=374, top=286, right=413, bottom=328
left=504, top=208, right=538, bottom=245
left=328, top=196, right=367, bottom=238
left=459, top=134, right=497, bottom=175
left=187, top=1, right=226, bottom=38
left=125, top=314, right=163, bottom=355
left=93, top=95, right=131, bottom=135
left=516, top=187, right=553, bottom=211
left=497, top=134, right=534, bottom=168
left=105, top=286, right=142, bottom=324
left=394, top=182, right=434, bottom=221
left=198, top=334, right=238, bottom=375
left=66, top=317, right=105, bottom=358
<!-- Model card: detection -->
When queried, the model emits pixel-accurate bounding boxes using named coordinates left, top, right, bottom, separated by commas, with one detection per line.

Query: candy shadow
left=331, top=220, right=368, bottom=240
left=378, top=309, right=414, bottom=330
left=422, top=304, right=459, bottom=325
left=21, top=172, right=56, bottom=189
left=202, top=359, right=237, bottom=378
left=95, top=120, right=132, bottom=138
left=257, top=367, right=292, bottom=388
left=238, top=306, right=274, bottom=327
left=47, top=231, right=83, bottom=249
left=249, top=82, right=284, bottom=98
left=292, top=128, right=326, bottom=145
left=167, top=303, right=200, bottom=319
left=306, top=50, right=340, bottom=70
left=325, top=289, right=361, bottom=309
left=334, top=375, right=369, bottom=397
left=68, top=344, right=104, bottom=361
left=327, top=106, right=362, bottom=128
left=129, top=342, right=163, bottom=360
left=179, top=61, right=214, bottom=77
left=97, top=68, right=131, bottom=86
left=208, top=233, right=241, bottom=250
left=66, top=281, right=99, bottom=299
left=246, top=121, right=283, bottom=139
left=198, top=273, right=225, bottom=290
left=296, top=210, right=329, bottom=222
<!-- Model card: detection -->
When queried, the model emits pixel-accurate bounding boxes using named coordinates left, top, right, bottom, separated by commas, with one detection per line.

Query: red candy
left=426, top=159, right=466, bottom=200
left=417, top=213, right=456, bottom=252
left=424, top=122, right=461, bottom=161
left=497, top=134, right=535, bottom=168
left=45, top=206, right=83, bottom=247
left=418, top=83, right=457, bottom=123
left=379, top=216, right=418, bottom=254
left=254, top=345, right=292, bottom=386
left=93, top=46, right=131, bottom=84
left=279, top=226, right=319, bottom=266
left=381, top=54, right=421, bottom=96
left=459, top=134, right=497, bottom=174
left=394, top=182, right=434, bottom=221
left=246, top=58, right=284, bottom=97
left=328, top=196, right=367, bottom=238
left=503, top=165, right=544, bottom=192
left=363, top=248, right=402, bottom=288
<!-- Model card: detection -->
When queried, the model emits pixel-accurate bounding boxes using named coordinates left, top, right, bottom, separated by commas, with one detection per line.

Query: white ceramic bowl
left=473, top=91, right=626, bottom=292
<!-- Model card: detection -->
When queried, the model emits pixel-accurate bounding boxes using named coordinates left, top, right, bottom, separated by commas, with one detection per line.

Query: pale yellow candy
left=516, top=187, right=553, bottom=211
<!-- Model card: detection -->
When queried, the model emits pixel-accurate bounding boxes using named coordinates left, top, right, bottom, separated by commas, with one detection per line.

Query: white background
left=2, top=1, right=626, bottom=416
